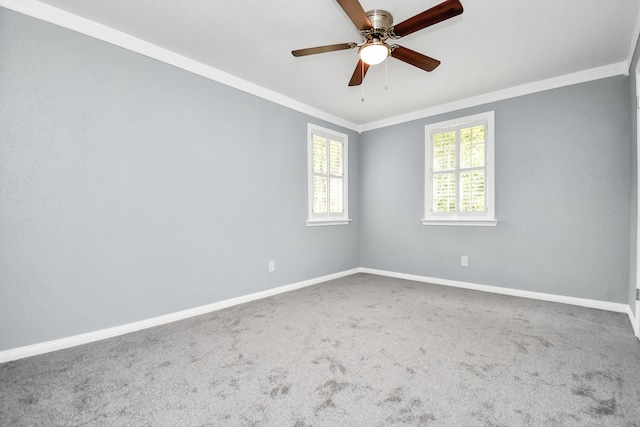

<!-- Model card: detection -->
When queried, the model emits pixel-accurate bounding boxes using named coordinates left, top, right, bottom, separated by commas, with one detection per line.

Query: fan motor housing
left=366, top=9, right=393, bottom=31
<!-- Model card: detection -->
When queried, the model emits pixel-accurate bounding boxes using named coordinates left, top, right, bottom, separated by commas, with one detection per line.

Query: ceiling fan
left=292, top=0, right=463, bottom=86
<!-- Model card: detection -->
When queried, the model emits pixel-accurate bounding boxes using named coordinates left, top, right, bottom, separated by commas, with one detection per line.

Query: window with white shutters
left=307, top=124, right=350, bottom=226
left=423, top=111, right=497, bottom=226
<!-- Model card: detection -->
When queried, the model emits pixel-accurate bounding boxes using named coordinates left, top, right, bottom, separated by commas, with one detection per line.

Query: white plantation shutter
left=424, top=112, right=496, bottom=226
left=312, top=135, right=328, bottom=214
left=313, top=176, right=328, bottom=214
left=432, top=130, right=457, bottom=213
left=329, top=140, right=344, bottom=214
left=459, top=124, right=486, bottom=213
left=308, top=124, right=349, bottom=225
left=431, top=123, right=486, bottom=214
left=433, top=173, right=456, bottom=213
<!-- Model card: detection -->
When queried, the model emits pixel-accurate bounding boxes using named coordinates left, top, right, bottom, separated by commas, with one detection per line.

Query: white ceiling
left=6, top=0, right=640, bottom=129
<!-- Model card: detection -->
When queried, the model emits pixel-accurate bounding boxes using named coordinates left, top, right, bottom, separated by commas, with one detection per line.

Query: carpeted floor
left=1, top=273, right=640, bottom=426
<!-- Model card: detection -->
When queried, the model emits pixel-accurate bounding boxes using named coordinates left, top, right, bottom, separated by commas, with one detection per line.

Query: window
left=307, top=124, right=350, bottom=226
left=423, top=111, right=497, bottom=226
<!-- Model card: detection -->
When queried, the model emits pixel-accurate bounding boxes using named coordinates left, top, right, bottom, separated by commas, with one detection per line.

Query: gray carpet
left=2, top=273, right=640, bottom=426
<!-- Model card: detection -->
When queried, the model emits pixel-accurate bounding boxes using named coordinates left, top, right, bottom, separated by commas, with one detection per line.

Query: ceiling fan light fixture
left=359, top=39, right=390, bottom=65
left=292, top=0, right=463, bottom=86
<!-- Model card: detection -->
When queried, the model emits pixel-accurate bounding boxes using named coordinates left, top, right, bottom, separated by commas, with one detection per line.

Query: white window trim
left=307, top=123, right=351, bottom=227
left=422, top=111, right=497, bottom=227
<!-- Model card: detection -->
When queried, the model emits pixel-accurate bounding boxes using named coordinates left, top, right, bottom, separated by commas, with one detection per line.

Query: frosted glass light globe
left=359, top=42, right=389, bottom=65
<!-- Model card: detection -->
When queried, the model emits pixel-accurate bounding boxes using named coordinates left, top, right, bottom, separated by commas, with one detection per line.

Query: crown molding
left=361, top=4, right=640, bottom=132
left=359, top=61, right=629, bottom=132
left=0, top=0, right=361, bottom=133
left=626, top=4, right=640, bottom=73
left=1, top=0, right=635, bottom=135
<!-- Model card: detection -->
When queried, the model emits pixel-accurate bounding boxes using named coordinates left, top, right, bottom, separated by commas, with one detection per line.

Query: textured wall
left=629, top=34, right=640, bottom=317
left=0, top=6, right=635, bottom=352
left=0, top=8, right=360, bottom=350
left=360, top=76, right=632, bottom=304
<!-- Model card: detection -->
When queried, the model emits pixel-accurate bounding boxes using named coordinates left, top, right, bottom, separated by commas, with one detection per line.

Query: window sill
left=421, top=218, right=498, bottom=227
left=306, top=219, right=352, bottom=227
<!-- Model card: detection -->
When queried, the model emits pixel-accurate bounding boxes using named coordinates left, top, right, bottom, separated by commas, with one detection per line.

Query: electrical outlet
left=461, top=256, right=469, bottom=267
left=268, top=260, right=275, bottom=272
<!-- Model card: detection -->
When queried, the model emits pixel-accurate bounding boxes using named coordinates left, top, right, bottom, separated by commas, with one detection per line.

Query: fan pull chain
left=385, top=56, right=388, bottom=90
left=361, top=61, right=365, bottom=102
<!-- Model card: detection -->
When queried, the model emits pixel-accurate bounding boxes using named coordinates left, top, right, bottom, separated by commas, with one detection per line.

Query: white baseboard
left=362, top=268, right=640, bottom=339
left=1, top=267, right=635, bottom=363
left=629, top=306, right=639, bottom=338
left=0, top=268, right=359, bottom=364
left=359, top=268, right=630, bottom=314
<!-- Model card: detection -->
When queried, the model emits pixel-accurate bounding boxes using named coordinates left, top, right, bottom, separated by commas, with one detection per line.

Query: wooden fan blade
left=292, top=42, right=357, bottom=57
left=348, top=59, right=370, bottom=86
left=337, top=0, right=372, bottom=31
left=392, top=0, right=463, bottom=38
left=391, top=46, right=441, bottom=72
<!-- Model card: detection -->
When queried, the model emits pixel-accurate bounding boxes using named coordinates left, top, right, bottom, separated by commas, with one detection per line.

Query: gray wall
left=1, top=6, right=636, bottom=352
left=629, top=33, right=640, bottom=317
left=0, top=9, right=360, bottom=351
left=360, top=76, right=632, bottom=304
